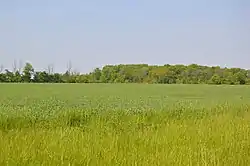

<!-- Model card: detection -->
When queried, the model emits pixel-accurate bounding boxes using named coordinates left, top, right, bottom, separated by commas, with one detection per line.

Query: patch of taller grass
left=0, top=103, right=250, bottom=165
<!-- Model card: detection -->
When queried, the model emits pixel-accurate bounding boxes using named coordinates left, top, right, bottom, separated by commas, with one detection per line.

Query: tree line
left=0, top=62, right=250, bottom=85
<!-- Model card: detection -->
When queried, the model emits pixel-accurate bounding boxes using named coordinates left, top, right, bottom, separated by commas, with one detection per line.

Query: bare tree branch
left=18, top=60, right=23, bottom=73
left=67, top=60, right=72, bottom=75
left=47, top=64, right=54, bottom=74
left=0, top=64, right=4, bottom=73
left=12, top=60, right=17, bottom=73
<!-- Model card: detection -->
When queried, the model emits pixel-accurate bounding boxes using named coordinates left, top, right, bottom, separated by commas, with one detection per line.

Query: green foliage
left=22, top=62, right=34, bottom=82
left=0, top=62, right=249, bottom=85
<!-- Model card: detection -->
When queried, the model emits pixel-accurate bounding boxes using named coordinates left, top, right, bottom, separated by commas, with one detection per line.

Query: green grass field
left=0, top=84, right=250, bottom=165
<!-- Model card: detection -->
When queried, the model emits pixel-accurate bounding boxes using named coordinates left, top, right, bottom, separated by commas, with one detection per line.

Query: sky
left=0, top=0, right=249, bottom=73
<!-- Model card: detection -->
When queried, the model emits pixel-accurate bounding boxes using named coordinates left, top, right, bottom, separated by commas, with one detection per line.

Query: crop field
left=0, top=84, right=250, bottom=165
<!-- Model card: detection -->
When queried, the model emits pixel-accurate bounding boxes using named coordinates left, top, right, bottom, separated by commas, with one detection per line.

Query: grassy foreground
left=0, top=84, right=250, bottom=165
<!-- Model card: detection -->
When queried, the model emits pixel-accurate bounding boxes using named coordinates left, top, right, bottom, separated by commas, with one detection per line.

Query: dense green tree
left=209, top=74, right=222, bottom=85
left=5, top=69, right=15, bottom=82
left=0, top=61, right=249, bottom=85
left=92, top=68, right=102, bottom=82
left=13, top=71, right=22, bottom=82
left=22, top=62, right=34, bottom=82
left=33, top=71, right=49, bottom=83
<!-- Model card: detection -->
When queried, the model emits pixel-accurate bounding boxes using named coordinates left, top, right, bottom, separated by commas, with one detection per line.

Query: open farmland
left=0, top=84, right=250, bottom=165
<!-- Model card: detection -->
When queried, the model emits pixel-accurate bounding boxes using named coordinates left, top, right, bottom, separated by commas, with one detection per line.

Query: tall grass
left=0, top=84, right=250, bottom=165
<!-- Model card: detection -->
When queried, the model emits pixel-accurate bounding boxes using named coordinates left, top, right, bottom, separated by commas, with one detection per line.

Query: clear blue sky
left=0, top=0, right=249, bottom=73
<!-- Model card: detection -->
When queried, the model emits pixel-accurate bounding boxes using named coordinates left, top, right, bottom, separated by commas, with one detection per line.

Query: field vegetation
left=0, top=84, right=250, bottom=165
